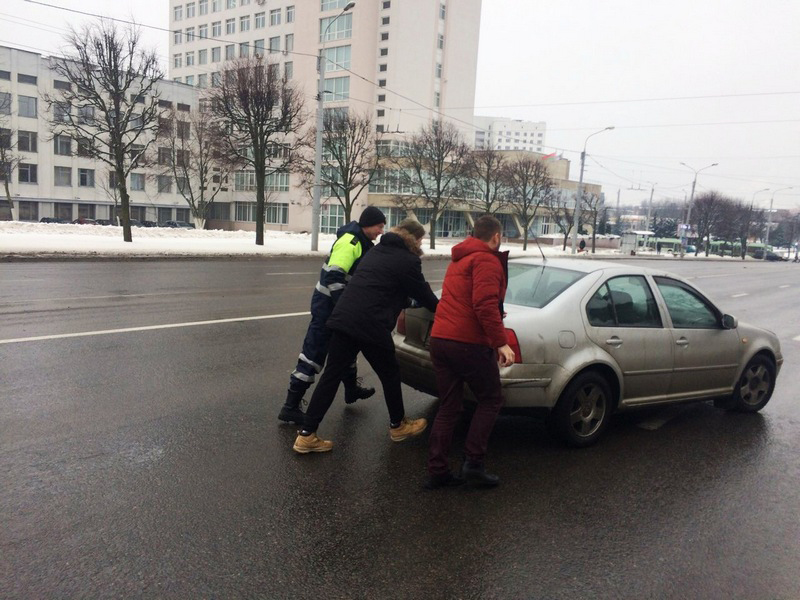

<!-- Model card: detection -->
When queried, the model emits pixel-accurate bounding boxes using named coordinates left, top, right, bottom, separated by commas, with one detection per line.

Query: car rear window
left=505, top=264, right=586, bottom=308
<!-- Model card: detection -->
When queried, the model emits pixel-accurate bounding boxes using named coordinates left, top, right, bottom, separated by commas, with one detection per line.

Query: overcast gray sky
left=4, top=0, right=799, bottom=209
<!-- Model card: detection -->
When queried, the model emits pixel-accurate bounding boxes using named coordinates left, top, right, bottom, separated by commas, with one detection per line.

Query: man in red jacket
left=425, top=215, right=514, bottom=489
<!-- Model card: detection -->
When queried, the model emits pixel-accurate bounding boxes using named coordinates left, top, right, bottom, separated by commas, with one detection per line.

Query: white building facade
left=473, top=115, right=547, bottom=153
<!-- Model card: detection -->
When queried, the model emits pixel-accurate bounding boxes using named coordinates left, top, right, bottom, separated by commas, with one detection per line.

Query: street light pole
left=679, top=161, right=718, bottom=257
left=311, top=2, right=355, bottom=252
left=571, top=126, right=614, bottom=254
left=765, top=186, right=793, bottom=251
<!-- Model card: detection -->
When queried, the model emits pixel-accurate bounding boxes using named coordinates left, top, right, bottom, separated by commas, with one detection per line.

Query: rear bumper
left=393, top=334, right=562, bottom=408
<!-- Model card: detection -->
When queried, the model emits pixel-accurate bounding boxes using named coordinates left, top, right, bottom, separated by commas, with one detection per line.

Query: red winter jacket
left=430, top=236, right=509, bottom=348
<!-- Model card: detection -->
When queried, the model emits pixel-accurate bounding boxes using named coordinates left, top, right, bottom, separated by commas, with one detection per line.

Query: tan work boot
left=389, top=417, right=428, bottom=442
left=293, top=432, right=333, bottom=454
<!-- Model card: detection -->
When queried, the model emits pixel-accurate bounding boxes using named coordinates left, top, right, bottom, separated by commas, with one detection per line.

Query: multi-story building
left=169, top=0, right=483, bottom=233
left=473, top=116, right=547, bottom=153
left=0, top=45, right=199, bottom=224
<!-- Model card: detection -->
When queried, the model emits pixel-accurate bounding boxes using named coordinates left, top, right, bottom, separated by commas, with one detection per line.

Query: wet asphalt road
left=1, top=257, right=799, bottom=599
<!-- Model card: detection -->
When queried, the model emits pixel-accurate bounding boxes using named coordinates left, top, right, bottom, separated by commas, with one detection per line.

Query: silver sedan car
left=394, top=258, right=783, bottom=447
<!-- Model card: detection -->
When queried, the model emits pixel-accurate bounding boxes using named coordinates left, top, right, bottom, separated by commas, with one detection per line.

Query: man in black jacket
left=293, top=219, right=439, bottom=453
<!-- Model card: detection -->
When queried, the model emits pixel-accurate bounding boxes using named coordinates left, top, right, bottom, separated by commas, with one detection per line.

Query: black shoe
left=461, top=462, right=500, bottom=488
left=344, top=385, right=375, bottom=405
left=278, top=404, right=305, bottom=424
left=423, top=471, right=465, bottom=490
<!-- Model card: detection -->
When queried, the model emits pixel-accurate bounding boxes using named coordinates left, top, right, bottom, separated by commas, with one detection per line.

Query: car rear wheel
left=728, top=355, right=775, bottom=412
left=549, top=371, right=613, bottom=447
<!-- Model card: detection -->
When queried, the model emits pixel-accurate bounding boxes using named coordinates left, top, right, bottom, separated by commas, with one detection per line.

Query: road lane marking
left=780, top=285, right=791, bottom=288
left=0, top=311, right=311, bottom=345
left=731, top=293, right=749, bottom=298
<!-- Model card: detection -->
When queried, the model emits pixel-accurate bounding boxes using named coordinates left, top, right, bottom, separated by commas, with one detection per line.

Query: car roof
left=508, top=257, right=679, bottom=279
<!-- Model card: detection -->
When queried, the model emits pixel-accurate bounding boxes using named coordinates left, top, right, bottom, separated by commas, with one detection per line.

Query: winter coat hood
left=382, top=228, right=424, bottom=257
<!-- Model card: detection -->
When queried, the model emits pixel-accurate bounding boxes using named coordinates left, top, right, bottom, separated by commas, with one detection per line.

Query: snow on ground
left=0, top=221, right=704, bottom=260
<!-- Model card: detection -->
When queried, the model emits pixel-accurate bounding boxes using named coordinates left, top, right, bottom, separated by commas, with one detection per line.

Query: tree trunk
left=195, top=217, right=206, bottom=230
left=3, top=178, right=16, bottom=221
left=255, top=170, right=265, bottom=246
left=118, top=172, right=132, bottom=243
left=562, top=233, right=569, bottom=251
left=429, top=214, right=437, bottom=250
left=522, top=226, right=528, bottom=251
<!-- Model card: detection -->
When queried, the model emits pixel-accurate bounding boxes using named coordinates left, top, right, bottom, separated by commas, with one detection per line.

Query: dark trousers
left=302, top=330, right=405, bottom=432
left=427, top=337, right=504, bottom=475
left=288, top=290, right=356, bottom=398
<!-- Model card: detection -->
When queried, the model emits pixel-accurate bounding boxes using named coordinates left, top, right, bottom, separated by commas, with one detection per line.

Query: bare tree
left=44, top=20, right=164, bottom=241
left=463, top=148, right=507, bottom=216
left=502, top=155, right=553, bottom=250
left=159, top=106, right=235, bottom=229
left=691, top=191, right=728, bottom=256
left=394, top=120, right=470, bottom=249
left=583, top=191, right=605, bottom=253
left=0, top=95, right=21, bottom=220
left=296, top=109, right=380, bottom=222
left=543, top=190, right=576, bottom=250
left=207, top=56, right=303, bottom=245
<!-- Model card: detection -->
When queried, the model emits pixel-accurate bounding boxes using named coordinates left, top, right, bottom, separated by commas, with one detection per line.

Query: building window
left=284, top=61, right=293, bottom=80
left=212, top=0, right=221, bottom=11
left=380, top=32, right=389, bottom=41
left=381, top=16, right=390, bottom=25
left=240, top=0, right=250, bottom=5
left=158, top=175, right=173, bottom=193
left=254, top=39, right=265, bottom=55
left=130, top=173, right=145, bottom=191
left=212, top=21, right=221, bottom=36
left=323, top=76, right=350, bottom=102
left=378, top=79, right=386, bottom=87
left=383, top=0, right=391, bottom=7
left=19, top=201, right=38, bottom=221
left=440, top=3, right=446, bottom=19
left=174, top=5, right=183, bottom=20
left=185, top=26, right=195, bottom=41
left=240, top=15, right=250, bottom=31
left=77, top=204, right=96, bottom=219
left=379, top=64, right=387, bottom=72
left=225, top=44, right=235, bottom=59
left=18, top=163, right=37, bottom=183
left=158, top=147, right=171, bottom=165
left=240, top=42, right=249, bottom=57
left=0, top=71, right=9, bottom=81
left=54, top=135, right=72, bottom=156
left=438, top=34, right=444, bottom=49
left=211, top=72, right=220, bottom=86
left=266, top=202, right=289, bottom=224
left=0, top=92, right=10, bottom=114
left=78, top=169, right=95, bottom=187
left=226, top=0, right=236, bottom=8
left=186, top=2, right=196, bottom=18
left=54, top=166, right=72, bottom=187
left=185, top=75, right=195, bottom=86
left=324, top=45, right=350, bottom=71
left=285, top=33, right=294, bottom=52
left=185, top=52, right=195, bottom=66
left=321, top=0, right=350, bottom=10
left=376, top=124, right=384, bottom=133
left=380, top=48, right=388, bottom=56
left=18, top=131, right=37, bottom=153
left=255, top=11, right=265, bottom=28
left=199, top=23, right=208, bottom=38
left=286, top=5, right=295, bottom=22
left=377, top=109, right=385, bottom=117
left=377, top=94, right=385, bottom=102
left=270, top=8, right=281, bottom=26
left=320, top=14, right=352, bottom=42
left=174, top=29, right=182, bottom=44
left=199, top=0, right=208, bottom=15
left=199, top=49, right=208, bottom=64
left=225, top=18, right=235, bottom=34
left=18, top=95, right=37, bottom=118
left=212, top=46, right=221, bottom=62
left=320, top=204, right=345, bottom=234
left=434, top=91, right=441, bottom=107
left=269, top=37, right=280, bottom=53
left=435, top=63, right=442, bottom=78
left=18, top=73, right=37, bottom=85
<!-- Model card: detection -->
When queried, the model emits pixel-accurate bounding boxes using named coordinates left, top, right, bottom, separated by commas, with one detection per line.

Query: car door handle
left=605, top=337, right=623, bottom=347
left=676, top=338, right=690, bottom=347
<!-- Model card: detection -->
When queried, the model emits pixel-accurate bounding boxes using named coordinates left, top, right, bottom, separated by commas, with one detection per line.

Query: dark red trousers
left=427, top=337, right=504, bottom=475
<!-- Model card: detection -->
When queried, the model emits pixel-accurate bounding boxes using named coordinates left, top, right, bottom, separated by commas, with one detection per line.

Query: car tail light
left=396, top=310, right=406, bottom=335
left=505, top=328, right=523, bottom=363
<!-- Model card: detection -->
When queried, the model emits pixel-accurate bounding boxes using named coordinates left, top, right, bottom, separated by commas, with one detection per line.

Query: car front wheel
left=728, top=355, right=775, bottom=412
left=549, top=371, right=613, bottom=447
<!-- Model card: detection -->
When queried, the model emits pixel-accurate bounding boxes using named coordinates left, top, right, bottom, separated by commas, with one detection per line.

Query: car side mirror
left=721, top=314, right=737, bottom=329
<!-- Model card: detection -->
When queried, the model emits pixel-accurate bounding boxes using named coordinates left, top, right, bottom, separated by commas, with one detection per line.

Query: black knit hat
left=358, top=206, right=386, bottom=227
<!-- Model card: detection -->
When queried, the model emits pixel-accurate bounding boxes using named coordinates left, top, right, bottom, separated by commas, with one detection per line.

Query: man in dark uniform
left=278, top=206, right=386, bottom=424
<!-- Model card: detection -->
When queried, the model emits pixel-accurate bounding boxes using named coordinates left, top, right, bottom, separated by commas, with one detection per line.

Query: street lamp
left=571, top=126, right=614, bottom=254
left=311, top=1, right=355, bottom=252
left=764, top=186, right=793, bottom=251
left=678, top=161, right=718, bottom=257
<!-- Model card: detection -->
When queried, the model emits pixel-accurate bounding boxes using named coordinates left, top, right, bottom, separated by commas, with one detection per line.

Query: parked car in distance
left=71, top=217, right=98, bottom=225
left=39, top=217, right=68, bottom=224
left=129, top=219, right=143, bottom=227
left=764, top=251, right=788, bottom=262
left=394, top=258, right=783, bottom=447
left=141, top=220, right=158, bottom=228
left=95, top=219, right=115, bottom=226
left=163, top=220, right=195, bottom=228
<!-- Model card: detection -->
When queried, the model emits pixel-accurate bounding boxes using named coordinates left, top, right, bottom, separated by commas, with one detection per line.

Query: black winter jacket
left=326, top=229, right=439, bottom=349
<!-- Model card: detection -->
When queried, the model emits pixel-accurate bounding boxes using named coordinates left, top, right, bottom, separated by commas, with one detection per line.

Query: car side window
left=654, top=277, right=720, bottom=329
left=586, top=276, right=662, bottom=328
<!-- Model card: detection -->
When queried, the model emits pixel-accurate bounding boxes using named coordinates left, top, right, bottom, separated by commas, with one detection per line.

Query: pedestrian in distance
left=293, top=219, right=439, bottom=454
left=424, top=215, right=514, bottom=489
left=278, top=206, right=387, bottom=425
left=579, top=238, right=586, bottom=253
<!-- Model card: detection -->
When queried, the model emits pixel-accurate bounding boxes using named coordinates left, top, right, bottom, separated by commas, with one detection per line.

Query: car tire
left=727, top=355, right=775, bottom=413
left=549, top=371, right=613, bottom=447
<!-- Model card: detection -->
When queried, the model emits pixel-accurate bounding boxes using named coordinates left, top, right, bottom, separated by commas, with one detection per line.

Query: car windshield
left=505, top=264, right=586, bottom=308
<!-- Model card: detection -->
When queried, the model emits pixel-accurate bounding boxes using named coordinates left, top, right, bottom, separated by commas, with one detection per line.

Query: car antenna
left=533, top=234, right=547, bottom=262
